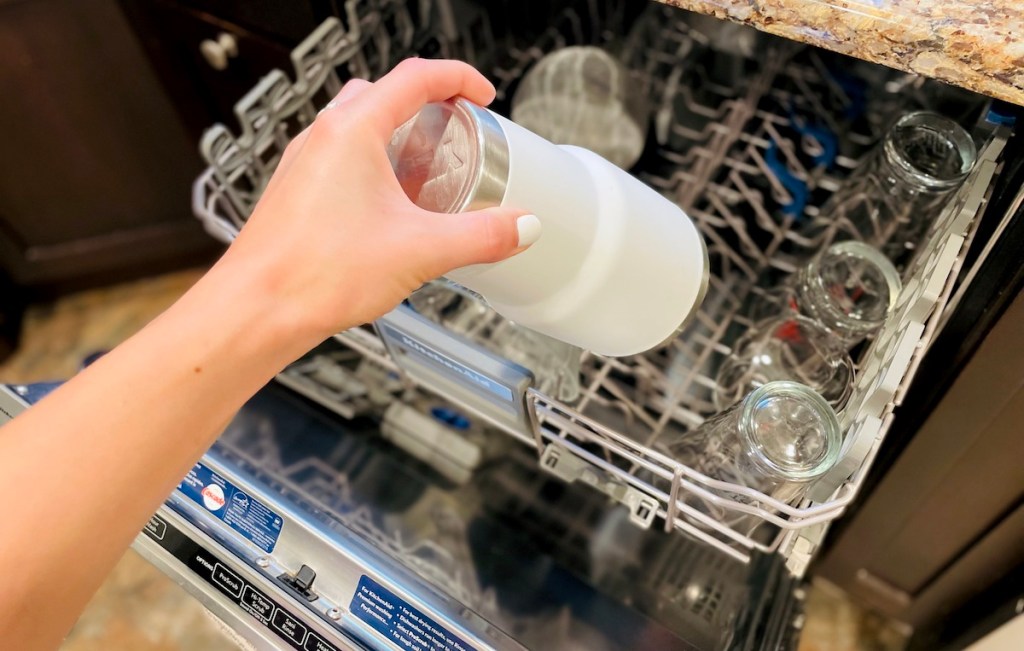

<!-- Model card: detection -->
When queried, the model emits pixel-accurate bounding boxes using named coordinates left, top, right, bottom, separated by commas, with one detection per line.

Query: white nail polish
left=516, top=214, right=542, bottom=248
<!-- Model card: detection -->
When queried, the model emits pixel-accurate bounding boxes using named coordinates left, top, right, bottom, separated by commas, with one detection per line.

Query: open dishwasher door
left=0, top=381, right=800, bottom=651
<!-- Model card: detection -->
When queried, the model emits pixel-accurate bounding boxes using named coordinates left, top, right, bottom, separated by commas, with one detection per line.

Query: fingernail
left=516, top=214, right=542, bottom=248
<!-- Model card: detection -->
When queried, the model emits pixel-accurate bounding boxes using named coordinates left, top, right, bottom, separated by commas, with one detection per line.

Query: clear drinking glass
left=408, top=282, right=583, bottom=403
left=713, top=315, right=854, bottom=411
left=664, top=381, right=841, bottom=528
left=802, top=111, right=977, bottom=262
left=748, top=241, right=902, bottom=348
left=408, top=281, right=493, bottom=337
left=489, top=320, right=583, bottom=403
left=511, top=46, right=650, bottom=169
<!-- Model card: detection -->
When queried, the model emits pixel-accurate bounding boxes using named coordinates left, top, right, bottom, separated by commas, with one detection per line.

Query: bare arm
left=0, top=59, right=536, bottom=650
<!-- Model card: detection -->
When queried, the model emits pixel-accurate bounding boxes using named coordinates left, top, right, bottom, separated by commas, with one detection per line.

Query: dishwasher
left=4, top=1, right=1022, bottom=649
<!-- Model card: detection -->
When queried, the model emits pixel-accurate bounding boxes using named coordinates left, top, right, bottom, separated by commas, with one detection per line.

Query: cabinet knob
left=199, top=33, right=239, bottom=71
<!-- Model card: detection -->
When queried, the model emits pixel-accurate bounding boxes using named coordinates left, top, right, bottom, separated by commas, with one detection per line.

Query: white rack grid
left=191, top=1, right=1007, bottom=568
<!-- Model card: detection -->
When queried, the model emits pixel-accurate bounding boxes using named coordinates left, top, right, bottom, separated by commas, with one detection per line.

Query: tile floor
left=0, top=270, right=907, bottom=651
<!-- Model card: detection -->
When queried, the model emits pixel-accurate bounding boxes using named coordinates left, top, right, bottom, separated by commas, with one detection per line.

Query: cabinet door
left=816, top=289, right=1024, bottom=631
left=0, top=0, right=218, bottom=293
left=169, top=0, right=324, bottom=43
left=121, top=0, right=297, bottom=136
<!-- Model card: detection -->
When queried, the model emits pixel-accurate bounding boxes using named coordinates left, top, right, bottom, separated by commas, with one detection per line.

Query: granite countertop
left=660, top=0, right=1024, bottom=106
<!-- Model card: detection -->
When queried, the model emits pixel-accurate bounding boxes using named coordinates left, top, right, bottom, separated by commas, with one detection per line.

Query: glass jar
left=408, top=282, right=582, bottom=403
left=664, top=381, right=841, bottom=528
left=489, top=319, right=583, bottom=403
left=511, top=46, right=650, bottom=169
left=801, top=111, right=977, bottom=263
left=748, top=241, right=902, bottom=348
left=713, top=315, right=854, bottom=411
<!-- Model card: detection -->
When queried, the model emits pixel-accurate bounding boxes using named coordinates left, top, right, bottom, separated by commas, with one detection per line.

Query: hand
left=219, top=58, right=539, bottom=346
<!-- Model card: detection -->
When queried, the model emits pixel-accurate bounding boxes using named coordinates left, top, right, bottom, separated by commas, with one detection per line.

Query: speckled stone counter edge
left=659, top=0, right=1024, bottom=106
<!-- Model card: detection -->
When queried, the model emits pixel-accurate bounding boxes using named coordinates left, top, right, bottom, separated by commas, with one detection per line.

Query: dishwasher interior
left=182, top=1, right=1012, bottom=649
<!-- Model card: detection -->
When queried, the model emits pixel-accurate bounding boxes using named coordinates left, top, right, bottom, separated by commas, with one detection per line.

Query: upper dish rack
left=191, top=0, right=1008, bottom=571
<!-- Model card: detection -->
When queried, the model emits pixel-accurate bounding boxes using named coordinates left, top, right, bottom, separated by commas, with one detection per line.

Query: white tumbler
left=387, top=98, right=709, bottom=357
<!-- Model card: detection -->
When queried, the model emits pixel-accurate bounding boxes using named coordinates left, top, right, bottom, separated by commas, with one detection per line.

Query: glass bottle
left=802, top=111, right=977, bottom=263
left=748, top=241, right=902, bottom=348
left=713, top=315, right=854, bottom=411
left=664, top=381, right=841, bottom=527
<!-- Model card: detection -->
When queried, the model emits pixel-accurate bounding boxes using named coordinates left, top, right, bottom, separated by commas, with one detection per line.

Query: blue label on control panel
left=178, top=462, right=282, bottom=553
left=379, top=323, right=514, bottom=403
left=350, top=575, right=478, bottom=651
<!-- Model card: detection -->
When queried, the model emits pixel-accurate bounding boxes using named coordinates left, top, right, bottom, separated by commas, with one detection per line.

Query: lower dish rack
left=191, top=0, right=1009, bottom=571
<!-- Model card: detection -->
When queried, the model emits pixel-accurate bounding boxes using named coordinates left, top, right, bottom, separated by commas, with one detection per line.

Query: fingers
left=349, top=59, right=496, bottom=139
left=420, top=207, right=541, bottom=276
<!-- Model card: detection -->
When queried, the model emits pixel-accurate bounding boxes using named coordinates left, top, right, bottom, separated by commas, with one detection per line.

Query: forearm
left=0, top=254, right=321, bottom=649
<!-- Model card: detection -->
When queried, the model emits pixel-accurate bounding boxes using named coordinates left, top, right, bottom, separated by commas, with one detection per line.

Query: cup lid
left=387, top=98, right=510, bottom=213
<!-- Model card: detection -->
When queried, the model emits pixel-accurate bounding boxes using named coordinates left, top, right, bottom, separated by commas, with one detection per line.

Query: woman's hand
left=221, top=58, right=539, bottom=348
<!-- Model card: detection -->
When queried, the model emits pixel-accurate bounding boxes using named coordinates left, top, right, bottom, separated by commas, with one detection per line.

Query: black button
left=212, top=563, right=243, bottom=598
left=241, top=585, right=275, bottom=622
left=272, top=609, right=308, bottom=645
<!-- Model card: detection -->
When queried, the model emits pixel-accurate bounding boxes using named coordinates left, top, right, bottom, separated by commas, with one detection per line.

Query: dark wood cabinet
left=0, top=0, right=330, bottom=299
left=817, top=289, right=1024, bottom=638
left=120, top=0, right=305, bottom=137
left=168, top=0, right=323, bottom=43
left=0, top=0, right=221, bottom=296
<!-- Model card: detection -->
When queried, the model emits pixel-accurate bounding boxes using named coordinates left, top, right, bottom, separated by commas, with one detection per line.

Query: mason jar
left=748, top=241, right=902, bottom=348
left=664, top=381, right=842, bottom=530
left=800, top=111, right=977, bottom=263
left=713, top=315, right=855, bottom=411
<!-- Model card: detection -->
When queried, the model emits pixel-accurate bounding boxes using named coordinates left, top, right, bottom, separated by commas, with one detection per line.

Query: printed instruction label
left=350, top=575, right=478, bottom=651
left=177, top=462, right=282, bottom=552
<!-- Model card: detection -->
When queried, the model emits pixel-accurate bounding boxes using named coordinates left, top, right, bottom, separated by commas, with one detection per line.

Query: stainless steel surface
left=162, top=383, right=723, bottom=650
left=133, top=507, right=366, bottom=651
left=388, top=99, right=510, bottom=213
left=159, top=452, right=522, bottom=651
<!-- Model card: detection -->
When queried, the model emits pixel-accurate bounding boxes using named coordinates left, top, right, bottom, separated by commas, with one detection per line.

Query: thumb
left=423, top=207, right=542, bottom=275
